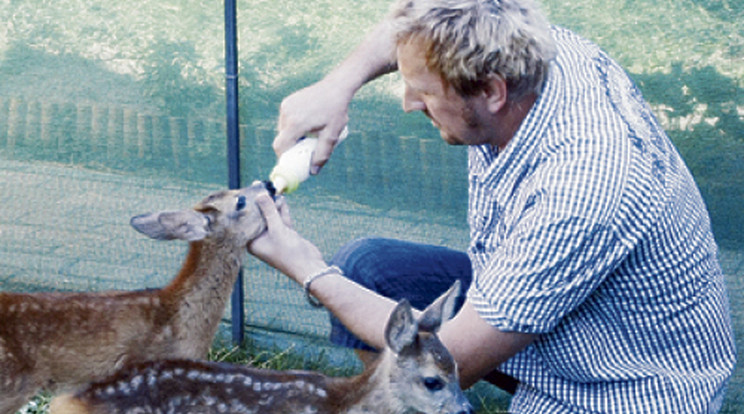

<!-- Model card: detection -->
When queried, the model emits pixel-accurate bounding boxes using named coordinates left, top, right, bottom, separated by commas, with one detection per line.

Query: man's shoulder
left=550, top=25, right=597, bottom=48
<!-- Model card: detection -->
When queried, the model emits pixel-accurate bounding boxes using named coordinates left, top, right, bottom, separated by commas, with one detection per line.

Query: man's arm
left=275, top=20, right=399, bottom=173
left=309, top=271, right=535, bottom=388
left=248, top=194, right=535, bottom=389
left=440, top=300, right=535, bottom=388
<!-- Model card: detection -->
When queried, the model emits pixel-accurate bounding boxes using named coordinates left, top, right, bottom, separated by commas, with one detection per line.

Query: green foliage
left=0, top=41, right=151, bottom=108
left=690, top=0, right=744, bottom=20
left=633, top=63, right=744, bottom=245
left=540, top=0, right=744, bottom=247
left=141, top=40, right=220, bottom=117
left=0, top=2, right=741, bottom=237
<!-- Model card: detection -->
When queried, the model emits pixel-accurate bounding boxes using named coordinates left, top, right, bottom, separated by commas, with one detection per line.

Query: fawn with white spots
left=50, top=281, right=473, bottom=414
left=0, top=182, right=274, bottom=414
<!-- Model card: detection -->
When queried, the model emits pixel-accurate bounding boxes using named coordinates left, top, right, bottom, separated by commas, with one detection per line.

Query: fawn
left=0, top=181, right=274, bottom=414
left=49, top=281, right=473, bottom=414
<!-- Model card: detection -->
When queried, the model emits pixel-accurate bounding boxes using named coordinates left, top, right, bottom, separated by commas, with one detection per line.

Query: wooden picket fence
left=0, top=96, right=467, bottom=219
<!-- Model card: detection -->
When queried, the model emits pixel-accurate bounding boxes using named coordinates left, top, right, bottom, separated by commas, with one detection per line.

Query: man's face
left=396, top=37, right=493, bottom=146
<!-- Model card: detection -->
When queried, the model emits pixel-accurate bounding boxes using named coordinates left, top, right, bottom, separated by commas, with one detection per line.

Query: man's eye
left=236, top=196, right=247, bottom=211
left=423, top=377, right=445, bottom=392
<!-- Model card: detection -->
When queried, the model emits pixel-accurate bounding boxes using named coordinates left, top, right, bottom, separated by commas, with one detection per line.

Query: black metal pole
left=225, top=0, right=244, bottom=345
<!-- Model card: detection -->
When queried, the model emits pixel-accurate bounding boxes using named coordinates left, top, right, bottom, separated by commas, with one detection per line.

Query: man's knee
left=329, top=237, right=394, bottom=285
left=331, top=237, right=387, bottom=266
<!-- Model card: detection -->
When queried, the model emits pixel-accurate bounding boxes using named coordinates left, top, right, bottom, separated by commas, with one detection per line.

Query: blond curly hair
left=391, top=0, right=557, bottom=100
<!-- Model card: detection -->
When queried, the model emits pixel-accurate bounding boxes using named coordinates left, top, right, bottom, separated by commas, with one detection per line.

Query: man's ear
left=482, top=74, right=508, bottom=114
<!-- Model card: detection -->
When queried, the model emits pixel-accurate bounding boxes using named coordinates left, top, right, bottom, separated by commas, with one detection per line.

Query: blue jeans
left=328, top=237, right=472, bottom=351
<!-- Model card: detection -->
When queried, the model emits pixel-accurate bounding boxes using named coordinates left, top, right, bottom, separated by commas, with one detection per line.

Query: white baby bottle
left=269, top=126, right=349, bottom=194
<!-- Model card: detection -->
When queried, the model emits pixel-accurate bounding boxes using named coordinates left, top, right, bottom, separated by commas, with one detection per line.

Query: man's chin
left=440, top=131, right=463, bottom=146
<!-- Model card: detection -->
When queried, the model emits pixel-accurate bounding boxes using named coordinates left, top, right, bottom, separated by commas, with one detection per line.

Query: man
left=248, top=0, right=736, bottom=412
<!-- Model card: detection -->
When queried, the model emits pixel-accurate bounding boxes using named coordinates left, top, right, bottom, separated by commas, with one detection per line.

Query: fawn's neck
left=329, top=351, right=408, bottom=414
left=163, top=239, right=244, bottom=351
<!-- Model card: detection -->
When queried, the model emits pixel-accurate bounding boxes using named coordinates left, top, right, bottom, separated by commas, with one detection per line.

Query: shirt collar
left=469, top=52, right=562, bottom=182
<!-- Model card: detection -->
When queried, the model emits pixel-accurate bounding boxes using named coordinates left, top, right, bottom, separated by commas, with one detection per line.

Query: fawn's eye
left=236, top=195, right=247, bottom=211
left=423, top=376, right=445, bottom=392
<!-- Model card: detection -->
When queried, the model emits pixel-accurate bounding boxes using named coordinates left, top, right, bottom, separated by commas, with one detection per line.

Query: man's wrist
left=302, top=265, right=344, bottom=308
left=294, top=260, right=331, bottom=285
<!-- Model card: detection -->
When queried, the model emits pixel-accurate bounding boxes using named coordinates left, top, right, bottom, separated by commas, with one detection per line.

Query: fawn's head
left=129, top=181, right=274, bottom=246
left=383, top=281, right=473, bottom=414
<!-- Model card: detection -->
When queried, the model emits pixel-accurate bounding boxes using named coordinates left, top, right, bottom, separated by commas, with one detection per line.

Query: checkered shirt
left=466, top=26, right=736, bottom=413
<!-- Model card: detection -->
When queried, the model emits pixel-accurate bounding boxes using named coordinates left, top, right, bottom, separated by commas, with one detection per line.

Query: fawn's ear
left=130, top=210, right=211, bottom=241
left=385, top=299, right=419, bottom=354
left=418, top=280, right=460, bottom=333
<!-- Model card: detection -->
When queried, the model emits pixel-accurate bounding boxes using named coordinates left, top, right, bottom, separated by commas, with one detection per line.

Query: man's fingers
left=311, top=124, right=348, bottom=175
left=310, top=139, right=331, bottom=175
left=273, top=127, right=304, bottom=158
left=274, top=196, right=292, bottom=227
left=276, top=89, right=322, bottom=156
left=255, top=193, right=283, bottom=227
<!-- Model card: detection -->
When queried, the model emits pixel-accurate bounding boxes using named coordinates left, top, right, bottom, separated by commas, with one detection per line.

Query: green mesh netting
left=1, top=0, right=742, bottom=411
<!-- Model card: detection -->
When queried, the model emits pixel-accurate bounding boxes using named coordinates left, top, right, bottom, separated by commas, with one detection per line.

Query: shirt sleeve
left=468, top=149, right=634, bottom=334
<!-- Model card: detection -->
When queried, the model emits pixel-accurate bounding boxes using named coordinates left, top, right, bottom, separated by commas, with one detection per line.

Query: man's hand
left=275, top=78, right=352, bottom=175
left=274, top=20, right=399, bottom=175
left=248, top=194, right=327, bottom=283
